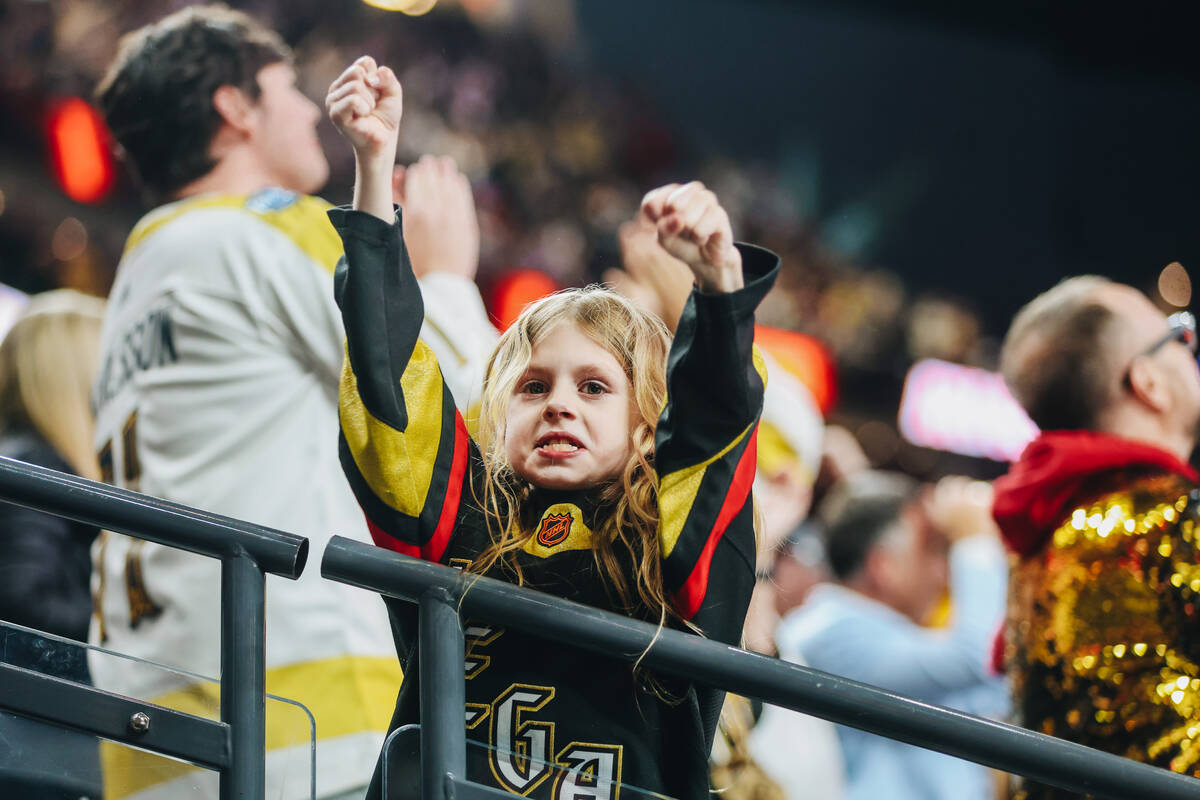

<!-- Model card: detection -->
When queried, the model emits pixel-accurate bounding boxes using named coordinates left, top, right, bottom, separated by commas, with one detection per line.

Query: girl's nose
left=542, top=390, right=575, bottom=420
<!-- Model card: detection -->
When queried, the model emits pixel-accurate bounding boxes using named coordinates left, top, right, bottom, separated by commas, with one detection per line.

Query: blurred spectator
left=817, top=424, right=871, bottom=490
left=0, top=284, right=28, bottom=340
left=755, top=349, right=825, bottom=539
left=769, top=523, right=831, bottom=623
left=0, top=289, right=105, bottom=800
left=706, top=299, right=835, bottom=800
left=711, top=693, right=788, bottom=800
left=995, top=277, right=1200, bottom=797
left=1, top=0, right=997, bottom=421
left=777, top=471, right=1007, bottom=800
left=712, top=345, right=842, bottom=800
left=0, top=289, right=104, bottom=671
left=87, top=7, right=494, bottom=800
left=745, top=523, right=847, bottom=800
left=742, top=356, right=825, bottom=655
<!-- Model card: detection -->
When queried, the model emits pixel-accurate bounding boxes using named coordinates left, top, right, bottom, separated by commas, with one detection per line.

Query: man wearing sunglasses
left=992, top=276, right=1200, bottom=799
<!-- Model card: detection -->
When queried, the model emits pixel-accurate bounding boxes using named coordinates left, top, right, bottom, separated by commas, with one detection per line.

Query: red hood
left=993, top=430, right=1198, bottom=557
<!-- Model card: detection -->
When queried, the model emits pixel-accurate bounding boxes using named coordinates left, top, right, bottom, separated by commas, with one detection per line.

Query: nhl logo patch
left=536, top=512, right=573, bottom=547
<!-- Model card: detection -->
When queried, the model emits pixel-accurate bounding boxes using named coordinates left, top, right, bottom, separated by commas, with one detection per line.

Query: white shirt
left=775, top=534, right=1009, bottom=800
left=747, top=651, right=848, bottom=800
left=90, top=188, right=497, bottom=799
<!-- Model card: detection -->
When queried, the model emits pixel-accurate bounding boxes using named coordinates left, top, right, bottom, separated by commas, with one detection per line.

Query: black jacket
left=0, top=429, right=96, bottom=681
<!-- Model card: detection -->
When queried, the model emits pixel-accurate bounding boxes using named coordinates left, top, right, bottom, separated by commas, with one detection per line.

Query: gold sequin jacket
left=993, top=431, right=1200, bottom=799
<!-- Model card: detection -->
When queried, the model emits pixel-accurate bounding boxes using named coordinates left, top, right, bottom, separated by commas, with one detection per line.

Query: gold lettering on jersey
left=465, top=624, right=503, bottom=679
left=554, top=742, right=623, bottom=800
left=126, top=539, right=163, bottom=628
left=94, top=307, right=178, bottom=410
left=93, top=532, right=110, bottom=643
left=489, top=684, right=555, bottom=795
left=465, top=702, right=490, bottom=729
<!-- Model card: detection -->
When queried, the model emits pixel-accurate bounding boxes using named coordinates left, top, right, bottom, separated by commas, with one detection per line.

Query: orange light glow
left=754, top=325, right=837, bottom=416
left=489, top=269, right=560, bottom=331
left=47, top=97, right=113, bottom=204
left=1159, top=261, right=1192, bottom=308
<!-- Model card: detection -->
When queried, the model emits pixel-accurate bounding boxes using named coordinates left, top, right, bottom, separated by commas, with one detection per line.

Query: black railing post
left=419, top=587, right=466, bottom=800
left=221, top=550, right=266, bottom=800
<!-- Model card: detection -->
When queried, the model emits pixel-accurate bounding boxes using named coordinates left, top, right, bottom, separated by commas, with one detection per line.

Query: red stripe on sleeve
left=421, top=411, right=469, bottom=563
left=365, top=515, right=420, bottom=558
left=675, top=429, right=759, bottom=619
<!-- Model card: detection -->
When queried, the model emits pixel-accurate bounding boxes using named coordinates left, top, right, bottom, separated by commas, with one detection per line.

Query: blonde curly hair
left=468, top=285, right=677, bottom=622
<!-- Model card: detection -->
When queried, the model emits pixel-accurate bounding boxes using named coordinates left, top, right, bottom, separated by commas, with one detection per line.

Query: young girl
left=326, top=57, right=780, bottom=800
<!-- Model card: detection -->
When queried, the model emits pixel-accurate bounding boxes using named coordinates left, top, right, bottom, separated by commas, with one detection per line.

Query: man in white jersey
left=91, top=6, right=497, bottom=799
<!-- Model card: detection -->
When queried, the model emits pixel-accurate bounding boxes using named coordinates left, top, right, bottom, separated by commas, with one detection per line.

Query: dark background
left=579, top=0, right=1200, bottom=333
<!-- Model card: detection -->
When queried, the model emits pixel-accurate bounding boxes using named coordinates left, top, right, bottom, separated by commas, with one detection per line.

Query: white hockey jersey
left=90, top=188, right=497, bottom=799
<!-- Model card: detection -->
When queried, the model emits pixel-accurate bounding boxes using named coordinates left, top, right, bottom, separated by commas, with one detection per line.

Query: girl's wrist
left=696, top=270, right=745, bottom=294
left=352, top=155, right=397, bottom=224
left=694, top=248, right=744, bottom=294
left=354, top=148, right=396, bottom=179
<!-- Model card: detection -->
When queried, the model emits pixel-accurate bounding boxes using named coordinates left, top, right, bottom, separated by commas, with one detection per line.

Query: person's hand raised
left=639, top=181, right=743, bottom=294
left=396, top=155, right=480, bottom=281
left=326, top=56, right=403, bottom=163
left=612, top=213, right=694, bottom=332
left=924, top=476, right=999, bottom=543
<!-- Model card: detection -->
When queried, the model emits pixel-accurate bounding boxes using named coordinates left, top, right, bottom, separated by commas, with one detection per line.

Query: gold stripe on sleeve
left=338, top=340, right=445, bottom=516
left=657, top=419, right=756, bottom=559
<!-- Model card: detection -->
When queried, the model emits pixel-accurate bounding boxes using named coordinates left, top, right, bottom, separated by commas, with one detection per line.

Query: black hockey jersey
left=330, top=206, right=779, bottom=800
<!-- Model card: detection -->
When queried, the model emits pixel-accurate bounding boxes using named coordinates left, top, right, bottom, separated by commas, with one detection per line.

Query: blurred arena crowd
left=0, top=0, right=989, bottom=414
left=1, top=3, right=1198, bottom=800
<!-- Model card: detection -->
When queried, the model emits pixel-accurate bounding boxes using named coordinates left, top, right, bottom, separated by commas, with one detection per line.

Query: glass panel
left=382, top=724, right=678, bottom=800
left=0, top=621, right=316, bottom=800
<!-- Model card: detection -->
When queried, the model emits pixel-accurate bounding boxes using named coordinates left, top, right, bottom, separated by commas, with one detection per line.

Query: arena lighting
left=361, top=0, right=438, bottom=15
left=51, top=217, right=89, bottom=262
left=753, top=325, right=837, bottom=416
left=489, top=268, right=559, bottom=330
left=1159, top=261, right=1192, bottom=308
left=898, top=358, right=1038, bottom=462
left=47, top=97, right=114, bottom=204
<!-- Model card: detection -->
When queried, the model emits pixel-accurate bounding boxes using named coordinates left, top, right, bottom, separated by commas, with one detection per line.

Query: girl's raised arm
left=326, top=58, right=477, bottom=564
left=326, top=56, right=402, bottom=223
left=643, top=183, right=780, bottom=638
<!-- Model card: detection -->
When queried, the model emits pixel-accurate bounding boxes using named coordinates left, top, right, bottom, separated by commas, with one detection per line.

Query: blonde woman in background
left=0, top=289, right=105, bottom=800
left=0, top=290, right=105, bottom=660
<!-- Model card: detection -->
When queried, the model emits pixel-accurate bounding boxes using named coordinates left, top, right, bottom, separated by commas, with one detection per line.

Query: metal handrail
left=0, top=456, right=309, bottom=800
left=0, top=456, right=307, bottom=577
left=321, top=534, right=1200, bottom=800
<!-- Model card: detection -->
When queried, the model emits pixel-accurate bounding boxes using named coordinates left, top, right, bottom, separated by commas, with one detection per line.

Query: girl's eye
left=581, top=381, right=607, bottom=395
left=522, top=380, right=548, bottom=394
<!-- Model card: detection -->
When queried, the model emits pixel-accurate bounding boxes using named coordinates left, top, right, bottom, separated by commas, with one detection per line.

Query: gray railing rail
left=0, top=455, right=309, bottom=800
left=321, top=534, right=1200, bottom=800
